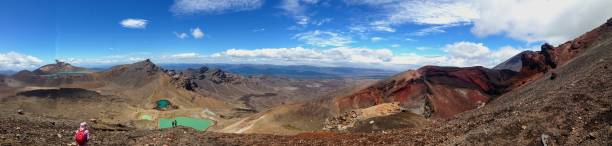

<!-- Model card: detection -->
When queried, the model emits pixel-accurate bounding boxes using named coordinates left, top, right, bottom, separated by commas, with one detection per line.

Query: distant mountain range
left=0, top=70, right=16, bottom=75
left=161, top=63, right=399, bottom=79
left=1, top=63, right=398, bottom=79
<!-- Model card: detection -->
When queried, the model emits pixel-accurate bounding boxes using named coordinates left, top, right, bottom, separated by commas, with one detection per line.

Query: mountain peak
left=32, top=60, right=85, bottom=75
left=180, top=66, right=242, bottom=84
left=102, top=59, right=163, bottom=87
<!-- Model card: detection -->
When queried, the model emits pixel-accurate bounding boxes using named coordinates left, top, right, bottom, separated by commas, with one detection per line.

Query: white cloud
left=214, top=47, right=323, bottom=59
left=162, top=53, right=203, bottom=60
left=170, top=53, right=202, bottom=59
left=348, top=0, right=612, bottom=44
left=51, top=42, right=535, bottom=70
left=293, top=30, right=352, bottom=47
left=443, top=41, right=490, bottom=58
left=174, top=32, right=189, bottom=39
left=211, top=47, right=392, bottom=66
left=57, top=52, right=153, bottom=66
left=371, top=37, right=384, bottom=42
left=428, top=41, right=538, bottom=67
left=209, top=41, right=532, bottom=69
left=170, top=0, right=264, bottom=15
left=120, top=18, right=148, bottom=29
left=470, top=0, right=612, bottom=44
left=191, top=27, right=205, bottom=39
left=388, top=53, right=447, bottom=67
left=391, top=44, right=400, bottom=48
left=0, top=52, right=43, bottom=71
left=347, top=0, right=478, bottom=33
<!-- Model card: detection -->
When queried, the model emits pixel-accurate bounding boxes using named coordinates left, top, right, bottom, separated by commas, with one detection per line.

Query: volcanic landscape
left=1, top=12, right=611, bottom=146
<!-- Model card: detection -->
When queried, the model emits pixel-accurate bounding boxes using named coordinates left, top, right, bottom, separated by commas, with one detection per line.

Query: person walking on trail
left=75, top=122, right=90, bottom=146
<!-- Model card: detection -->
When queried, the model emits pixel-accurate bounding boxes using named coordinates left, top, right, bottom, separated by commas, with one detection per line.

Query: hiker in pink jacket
left=74, top=122, right=90, bottom=146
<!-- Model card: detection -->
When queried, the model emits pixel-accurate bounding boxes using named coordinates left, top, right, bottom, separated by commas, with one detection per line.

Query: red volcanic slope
left=335, top=18, right=612, bottom=119
left=334, top=66, right=516, bottom=119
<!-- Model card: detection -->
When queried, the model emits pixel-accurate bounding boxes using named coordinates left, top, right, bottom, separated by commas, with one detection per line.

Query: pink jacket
left=75, top=122, right=90, bottom=146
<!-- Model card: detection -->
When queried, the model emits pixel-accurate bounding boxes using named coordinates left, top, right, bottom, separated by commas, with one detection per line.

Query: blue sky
left=1, top=0, right=611, bottom=71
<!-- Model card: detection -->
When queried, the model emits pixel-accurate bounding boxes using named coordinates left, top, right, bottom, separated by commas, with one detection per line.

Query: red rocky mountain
left=334, top=17, right=612, bottom=119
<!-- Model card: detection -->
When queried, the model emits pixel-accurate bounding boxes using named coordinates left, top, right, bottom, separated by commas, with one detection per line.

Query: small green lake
left=159, top=117, right=214, bottom=131
left=140, top=114, right=153, bottom=121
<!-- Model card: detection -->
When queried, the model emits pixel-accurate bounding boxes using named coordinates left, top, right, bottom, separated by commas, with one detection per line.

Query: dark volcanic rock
left=16, top=88, right=102, bottom=99
left=183, top=67, right=243, bottom=84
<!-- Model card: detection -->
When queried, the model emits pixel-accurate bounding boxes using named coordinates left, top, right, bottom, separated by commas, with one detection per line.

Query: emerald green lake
left=159, top=117, right=214, bottom=131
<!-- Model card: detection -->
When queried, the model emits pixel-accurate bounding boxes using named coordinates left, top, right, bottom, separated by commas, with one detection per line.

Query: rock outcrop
left=169, top=66, right=245, bottom=91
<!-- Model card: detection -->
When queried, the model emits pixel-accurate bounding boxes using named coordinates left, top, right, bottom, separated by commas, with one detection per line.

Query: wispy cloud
left=411, top=23, right=464, bottom=36
left=170, top=0, right=264, bottom=15
left=252, top=28, right=265, bottom=32
left=174, top=32, right=189, bottom=39
left=370, top=21, right=396, bottom=32
left=293, top=30, right=352, bottom=47
left=279, top=0, right=332, bottom=28
left=120, top=18, right=148, bottom=29
left=347, top=0, right=477, bottom=33
left=371, top=37, right=384, bottom=42
left=387, top=1, right=478, bottom=25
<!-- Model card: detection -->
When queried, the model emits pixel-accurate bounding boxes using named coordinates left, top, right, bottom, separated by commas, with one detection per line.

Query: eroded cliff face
left=334, top=18, right=612, bottom=119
